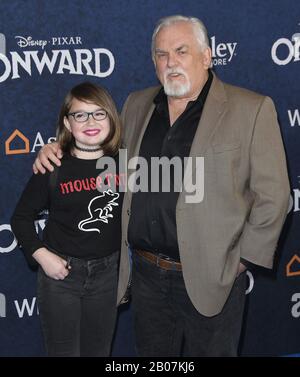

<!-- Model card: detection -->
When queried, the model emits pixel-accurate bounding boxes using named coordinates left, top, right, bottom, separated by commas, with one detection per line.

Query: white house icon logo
left=0, top=293, right=6, bottom=318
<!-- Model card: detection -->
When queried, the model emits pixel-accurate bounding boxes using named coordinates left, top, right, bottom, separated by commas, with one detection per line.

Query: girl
left=11, top=82, right=123, bottom=357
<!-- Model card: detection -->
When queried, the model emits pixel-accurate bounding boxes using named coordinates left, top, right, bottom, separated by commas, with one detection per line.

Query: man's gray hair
left=151, top=15, right=210, bottom=61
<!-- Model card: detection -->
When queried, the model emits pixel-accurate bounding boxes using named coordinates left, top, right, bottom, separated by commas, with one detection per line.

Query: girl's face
left=64, top=98, right=110, bottom=147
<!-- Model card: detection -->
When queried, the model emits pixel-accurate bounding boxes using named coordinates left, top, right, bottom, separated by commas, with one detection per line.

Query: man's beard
left=162, top=68, right=191, bottom=97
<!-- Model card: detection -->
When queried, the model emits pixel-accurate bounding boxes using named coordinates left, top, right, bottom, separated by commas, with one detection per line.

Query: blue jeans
left=37, top=251, right=119, bottom=357
left=131, top=252, right=246, bottom=357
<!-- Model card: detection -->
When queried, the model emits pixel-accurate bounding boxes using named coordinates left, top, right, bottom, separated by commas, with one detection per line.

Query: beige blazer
left=117, top=73, right=290, bottom=316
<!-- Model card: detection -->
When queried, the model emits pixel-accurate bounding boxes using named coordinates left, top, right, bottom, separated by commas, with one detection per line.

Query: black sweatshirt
left=11, top=154, right=124, bottom=266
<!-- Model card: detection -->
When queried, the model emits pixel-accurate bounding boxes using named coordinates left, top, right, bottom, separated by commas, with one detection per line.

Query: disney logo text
left=15, top=36, right=47, bottom=49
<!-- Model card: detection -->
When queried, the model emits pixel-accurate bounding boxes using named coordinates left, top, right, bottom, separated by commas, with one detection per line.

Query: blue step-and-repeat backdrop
left=0, top=0, right=299, bottom=357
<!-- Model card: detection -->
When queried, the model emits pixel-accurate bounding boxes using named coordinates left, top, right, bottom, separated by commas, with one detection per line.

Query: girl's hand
left=33, top=247, right=70, bottom=280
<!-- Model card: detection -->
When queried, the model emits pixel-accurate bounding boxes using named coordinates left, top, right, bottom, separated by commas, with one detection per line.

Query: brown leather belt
left=136, top=249, right=182, bottom=271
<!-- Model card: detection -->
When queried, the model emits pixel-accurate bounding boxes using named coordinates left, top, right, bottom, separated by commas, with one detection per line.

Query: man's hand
left=33, top=247, right=70, bottom=280
left=33, top=142, right=63, bottom=174
left=236, top=262, right=247, bottom=277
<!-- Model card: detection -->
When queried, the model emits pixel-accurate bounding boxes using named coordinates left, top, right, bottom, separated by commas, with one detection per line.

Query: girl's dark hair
left=56, top=82, right=121, bottom=156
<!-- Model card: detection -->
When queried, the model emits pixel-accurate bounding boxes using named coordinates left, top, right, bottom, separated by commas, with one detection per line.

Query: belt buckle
left=156, top=253, right=162, bottom=268
left=158, top=253, right=171, bottom=270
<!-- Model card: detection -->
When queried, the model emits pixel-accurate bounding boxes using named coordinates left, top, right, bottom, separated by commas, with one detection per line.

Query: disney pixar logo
left=0, top=33, right=115, bottom=83
left=14, top=35, right=83, bottom=50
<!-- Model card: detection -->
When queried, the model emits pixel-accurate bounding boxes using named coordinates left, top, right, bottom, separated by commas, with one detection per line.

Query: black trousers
left=37, top=251, right=119, bottom=357
left=131, top=252, right=247, bottom=357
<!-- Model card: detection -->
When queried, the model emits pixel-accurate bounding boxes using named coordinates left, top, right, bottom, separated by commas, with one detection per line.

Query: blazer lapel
left=179, top=74, right=228, bottom=194
left=126, top=87, right=160, bottom=203
left=191, top=74, right=227, bottom=156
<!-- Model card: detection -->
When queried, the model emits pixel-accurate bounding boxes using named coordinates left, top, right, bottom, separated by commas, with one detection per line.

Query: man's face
left=154, top=21, right=211, bottom=98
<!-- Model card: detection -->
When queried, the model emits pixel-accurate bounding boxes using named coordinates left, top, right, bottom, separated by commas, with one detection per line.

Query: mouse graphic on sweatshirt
left=78, top=190, right=120, bottom=233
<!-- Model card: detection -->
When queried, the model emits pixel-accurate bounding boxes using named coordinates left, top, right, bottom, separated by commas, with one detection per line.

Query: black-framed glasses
left=67, top=109, right=108, bottom=123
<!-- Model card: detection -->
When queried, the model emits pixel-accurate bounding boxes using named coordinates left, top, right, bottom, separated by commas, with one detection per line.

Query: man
left=33, top=15, right=290, bottom=356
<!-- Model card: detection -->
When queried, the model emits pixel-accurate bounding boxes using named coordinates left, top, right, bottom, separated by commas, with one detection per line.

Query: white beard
left=162, top=68, right=191, bottom=97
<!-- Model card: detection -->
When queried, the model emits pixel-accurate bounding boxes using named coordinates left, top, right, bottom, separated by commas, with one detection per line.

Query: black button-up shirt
left=128, top=71, right=213, bottom=261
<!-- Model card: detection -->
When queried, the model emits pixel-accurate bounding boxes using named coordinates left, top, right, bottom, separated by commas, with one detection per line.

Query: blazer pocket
left=212, top=142, right=240, bottom=154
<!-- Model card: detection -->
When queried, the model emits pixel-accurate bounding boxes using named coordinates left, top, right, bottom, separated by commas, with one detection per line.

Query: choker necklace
left=74, top=144, right=102, bottom=152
